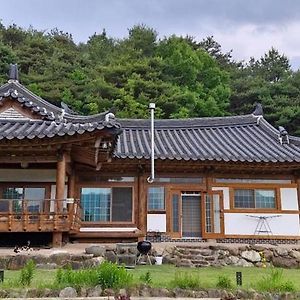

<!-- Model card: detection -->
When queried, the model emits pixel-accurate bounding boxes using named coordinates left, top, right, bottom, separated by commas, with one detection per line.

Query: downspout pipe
left=147, top=103, right=156, bottom=183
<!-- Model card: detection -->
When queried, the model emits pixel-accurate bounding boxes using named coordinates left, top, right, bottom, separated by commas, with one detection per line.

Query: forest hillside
left=0, top=24, right=299, bottom=135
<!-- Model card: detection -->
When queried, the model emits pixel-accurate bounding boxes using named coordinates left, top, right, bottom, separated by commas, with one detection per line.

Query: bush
left=139, top=271, right=152, bottom=284
left=19, top=259, right=36, bottom=286
left=54, top=261, right=132, bottom=289
left=170, top=272, right=203, bottom=290
left=216, top=275, right=233, bottom=289
left=98, top=261, right=133, bottom=289
left=55, top=266, right=99, bottom=287
left=256, top=269, right=296, bottom=292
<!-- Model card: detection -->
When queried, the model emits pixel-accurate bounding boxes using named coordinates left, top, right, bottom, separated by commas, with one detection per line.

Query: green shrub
left=256, top=269, right=296, bottom=292
left=170, top=272, right=203, bottom=289
left=19, top=259, right=36, bottom=286
left=216, top=275, right=233, bottom=289
left=98, top=261, right=133, bottom=289
left=139, top=271, right=152, bottom=284
left=54, top=267, right=99, bottom=287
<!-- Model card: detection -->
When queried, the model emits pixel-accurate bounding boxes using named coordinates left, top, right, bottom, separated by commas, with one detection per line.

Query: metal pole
left=147, top=103, right=155, bottom=183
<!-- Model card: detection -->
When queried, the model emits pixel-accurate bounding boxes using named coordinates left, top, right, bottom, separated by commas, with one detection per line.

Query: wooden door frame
left=168, top=188, right=204, bottom=238
left=202, top=191, right=225, bottom=239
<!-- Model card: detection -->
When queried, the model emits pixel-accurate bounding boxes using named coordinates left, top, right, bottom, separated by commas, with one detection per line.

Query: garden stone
left=59, top=287, right=77, bottom=298
left=104, top=288, right=115, bottom=296
left=194, top=290, right=209, bottom=298
left=228, top=247, right=240, bottom=256
left=176, top=258, right=193, bottom=267
left=236, top=258, right=253, bottom=267
left=280, top=292, right=294, bottom=300
left=251, top=245, right=266, bottom=252
left=7, top=255, right=29, bottom=270
left=85, top=245, right=106, bottom=257
left=105, top=250, right=117, bottom=263
left=236, top=289, right=249, bottom=299
left=263, top=249, right=274, bottom=261
left=36, top=263, right=58, bottom=269
left=25, top=288, right=42, bottom=298
left=139, top=284, right=151, bottom=297
left=207, top=288, right=221, bottom=298
left=289, top=250, right=300, bottom=261
left=79, top=287, right=87, bottom=297
left=0, top=257, right=9, bottom=269
left=173, top=287, right=191, bottom=297
left=156, top=288, right=172, bottom=297
left=220, top=289, right=229, bottom=299
left=276, top=248, right=289, bottom=257
left=241, top=250, right=261, bottom=262
left=272, top=256, right=298, bottom=268
left=227, top=255, right=239, bottom=265
left=127, top=286, right=139, bottom=297
left=199, top=249, right=213, bottom=256
left=49, top=251, right=71, bottom=265
left=87, top=285, right=102, bottom=297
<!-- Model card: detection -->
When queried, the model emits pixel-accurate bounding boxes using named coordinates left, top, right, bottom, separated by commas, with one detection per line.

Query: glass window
left=1, top=187, right=45, bottom=213
left=255, top=190, right=276, bottom=208
left=148, top=187, right=165, bottom=211
left=81, top=187, right=133, bottom=222
left=234, top=189, right=275, bottom=209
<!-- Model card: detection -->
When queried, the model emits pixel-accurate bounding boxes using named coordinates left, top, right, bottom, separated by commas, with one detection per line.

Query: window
left=148, top=187, right=165, bottom=211
left=234, top=189, right=276, bottom=209
left=80, top=187, right=133, bottom=222
left=0, top=187, right=45, bottom=213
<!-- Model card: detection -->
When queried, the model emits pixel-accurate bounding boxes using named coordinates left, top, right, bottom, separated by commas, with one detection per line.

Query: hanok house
left=0, top=64, right=300, bottom=247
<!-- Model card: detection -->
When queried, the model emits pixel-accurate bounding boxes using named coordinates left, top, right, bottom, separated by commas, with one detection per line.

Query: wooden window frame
left=147, top=186, right=166, bottom=213
left=78, top=182, right=135, bottom=225
left=229, top=186, right=281, bottom=212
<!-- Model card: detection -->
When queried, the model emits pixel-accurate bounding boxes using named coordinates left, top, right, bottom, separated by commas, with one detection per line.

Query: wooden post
left=138, top=174, right=147, bottom=237
left=67, top=170, right=76, bottom=230
left=53, top=152, right=67, bottom=247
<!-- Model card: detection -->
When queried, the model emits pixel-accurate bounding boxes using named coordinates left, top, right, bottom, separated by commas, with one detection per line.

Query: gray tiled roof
left=0, top=81, right=121, bottom=140
left=116, top=115, right=300, bottom=163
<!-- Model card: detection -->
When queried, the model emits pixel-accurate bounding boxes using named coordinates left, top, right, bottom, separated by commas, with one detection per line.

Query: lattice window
left=148, top=187, right=165, bottom=210
left=80, top=187, right=133, bottom=222
left=234, top=189, right=275, bottom=209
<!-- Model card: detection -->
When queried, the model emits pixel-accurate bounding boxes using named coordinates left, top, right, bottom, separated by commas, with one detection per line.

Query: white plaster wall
left=224, top=213, right=300, bottom=236
left=212, top=187, right=230, bottom=209
left=0, top=169, right=56, bottom=182
left=147, top=214, right=166, bottom=232
left=280, top=188, right=299, bottom=210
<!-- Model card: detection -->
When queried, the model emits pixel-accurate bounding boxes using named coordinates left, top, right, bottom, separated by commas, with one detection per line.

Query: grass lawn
left=1, top=265, right=300, bottom=291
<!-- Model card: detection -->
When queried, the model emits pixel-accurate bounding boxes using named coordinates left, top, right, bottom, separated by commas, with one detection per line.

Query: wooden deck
left=0, top=199, right=81, bottom=232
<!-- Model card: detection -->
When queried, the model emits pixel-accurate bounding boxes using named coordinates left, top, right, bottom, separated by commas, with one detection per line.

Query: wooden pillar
left=67, top=170, right=76, bottom=231
left=138, top=174, right=147, bottom=237
left=53, top=152, right=67, bottom=247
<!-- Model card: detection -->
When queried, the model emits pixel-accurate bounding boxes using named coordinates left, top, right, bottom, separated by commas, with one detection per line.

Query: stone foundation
left=162, top=244, right=300, bottom=268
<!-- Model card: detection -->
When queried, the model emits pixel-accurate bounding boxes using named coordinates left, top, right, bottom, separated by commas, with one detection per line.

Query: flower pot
left=155, top=256, right=163, bottom=265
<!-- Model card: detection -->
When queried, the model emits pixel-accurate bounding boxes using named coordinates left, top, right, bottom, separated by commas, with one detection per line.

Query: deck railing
left=0, top=199, right=81, bottom=232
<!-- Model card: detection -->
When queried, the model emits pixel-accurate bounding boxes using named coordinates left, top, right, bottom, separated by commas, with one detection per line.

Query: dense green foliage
left=0, top=23, right=299, bottom=135
left=55, top=262, right=133, bottom=289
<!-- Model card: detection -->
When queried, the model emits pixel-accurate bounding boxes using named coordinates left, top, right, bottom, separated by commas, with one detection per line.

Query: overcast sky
left=2, top=0, right=300, bottom=69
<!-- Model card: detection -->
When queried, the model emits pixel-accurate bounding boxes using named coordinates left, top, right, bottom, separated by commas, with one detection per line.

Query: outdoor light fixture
left=147, top=103, right=155, bottom=184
